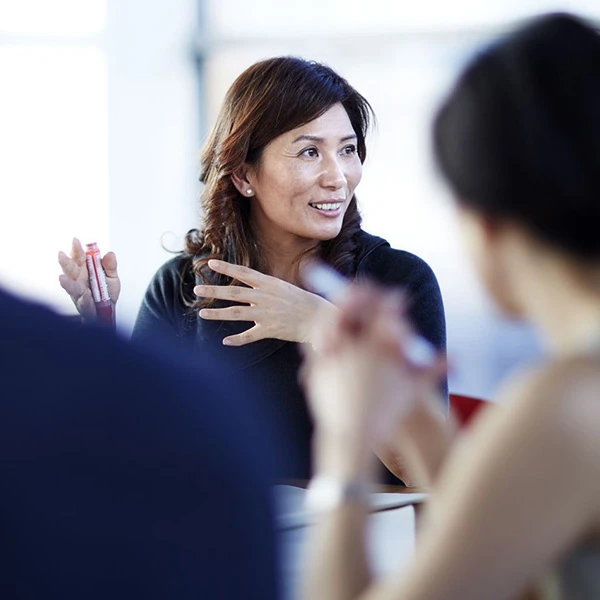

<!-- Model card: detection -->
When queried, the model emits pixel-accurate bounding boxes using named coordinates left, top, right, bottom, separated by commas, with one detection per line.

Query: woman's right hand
left=58, top=237, right=120, bottom=320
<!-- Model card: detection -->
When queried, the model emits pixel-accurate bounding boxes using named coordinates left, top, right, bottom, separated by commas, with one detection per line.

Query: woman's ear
left=231, top=167, right=255, bottom=198
left=458, top=205, right=500, bottom=257
left=457, top=204, right=524, bottom=317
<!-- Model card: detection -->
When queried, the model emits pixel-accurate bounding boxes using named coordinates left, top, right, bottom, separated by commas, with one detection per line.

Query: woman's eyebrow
left=291, top=133, right=358, bottom=144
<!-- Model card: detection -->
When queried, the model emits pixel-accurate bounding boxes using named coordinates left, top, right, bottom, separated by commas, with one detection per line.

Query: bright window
left=0, top=1, right=108, bottom=313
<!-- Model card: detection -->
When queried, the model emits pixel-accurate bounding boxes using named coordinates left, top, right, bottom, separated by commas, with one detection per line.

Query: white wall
left=0, top=2, right=110, bottom=311
left=104, top=0, right=200, bottom=329
left=0, top=0, right=200, bottom=333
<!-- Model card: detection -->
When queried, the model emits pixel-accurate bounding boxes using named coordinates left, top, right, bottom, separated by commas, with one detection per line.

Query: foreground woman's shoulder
left=520, top=354, right=600, bottom=404
left=500, top=354, right=600, bottom=403
left=495, top=356, right=600, bottom=450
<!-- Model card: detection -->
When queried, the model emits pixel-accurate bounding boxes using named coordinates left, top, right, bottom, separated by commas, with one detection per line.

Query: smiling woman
left=58, top=56, right=447, bottom=483
left=232, top=104, right=362, bottom=260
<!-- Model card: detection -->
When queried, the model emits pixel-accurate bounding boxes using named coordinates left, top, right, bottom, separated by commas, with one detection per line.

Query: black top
left=132, top=229, right=447, bottom=484
left=0, top=287, right=279, bottom=599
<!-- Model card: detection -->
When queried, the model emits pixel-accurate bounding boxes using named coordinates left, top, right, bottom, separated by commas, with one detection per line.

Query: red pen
left=85, top=242, right=114, bottom=327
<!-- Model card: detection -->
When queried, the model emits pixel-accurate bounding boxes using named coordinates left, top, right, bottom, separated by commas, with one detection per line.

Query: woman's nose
left=320, top=155, right=346, bottom=190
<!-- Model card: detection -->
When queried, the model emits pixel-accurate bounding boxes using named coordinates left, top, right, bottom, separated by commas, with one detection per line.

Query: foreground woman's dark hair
left=433, top=13, right=600, bottom=259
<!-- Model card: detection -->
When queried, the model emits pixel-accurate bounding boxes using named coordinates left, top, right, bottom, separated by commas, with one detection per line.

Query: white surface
left=0, top=0, right=106, bottom=35
left=274, top=484, right=426, bottom=530
left=207, top=0, right=600, bottom=37
left=278, top=489, right=417, bottom=600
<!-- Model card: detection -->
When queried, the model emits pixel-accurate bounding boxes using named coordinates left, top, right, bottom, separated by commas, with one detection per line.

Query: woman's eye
left=342, top=144, right=357, bottom=155
left=300, top=147, right=319, bottom=158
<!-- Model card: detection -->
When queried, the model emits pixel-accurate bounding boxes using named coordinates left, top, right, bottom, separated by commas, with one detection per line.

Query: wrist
left=313, top=429, right=377, bottom=482
left=305, top=296, right=338, bottom=352
left=306, top=473, right=370, bottom=513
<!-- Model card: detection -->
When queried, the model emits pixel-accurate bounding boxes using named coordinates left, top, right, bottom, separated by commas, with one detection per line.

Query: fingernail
left=194, top=285, right=204, bottom=294
left=208, top=259, right=221, bottom=268
left=222, top=338, right=232, bottom=345
left=199, top=309, right=208, bottom=318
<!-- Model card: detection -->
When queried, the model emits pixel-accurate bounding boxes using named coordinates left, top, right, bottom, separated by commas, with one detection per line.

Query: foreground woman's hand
left=193, top=259, right=337, bottom=347
left=58, top=237, right=120, bottom=320
left=303, top=285, right=446, bottom=478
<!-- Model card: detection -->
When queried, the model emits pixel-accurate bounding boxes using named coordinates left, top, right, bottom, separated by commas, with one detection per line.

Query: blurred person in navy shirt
left=0, top=286, right=279, bottom=599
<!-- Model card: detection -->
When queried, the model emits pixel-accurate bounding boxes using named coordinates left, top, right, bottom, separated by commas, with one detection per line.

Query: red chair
left=449, top=393, right=489, bottom=428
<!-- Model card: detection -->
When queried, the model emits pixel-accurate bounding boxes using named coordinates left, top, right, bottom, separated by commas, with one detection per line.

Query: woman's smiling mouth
left=309, top=201, right=343, bottom=211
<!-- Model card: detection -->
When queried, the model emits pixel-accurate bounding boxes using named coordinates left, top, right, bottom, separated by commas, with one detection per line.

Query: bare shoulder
left=457, top=357, right=600, bottom=528
left=493, top=356, right=600, bottom=485
left=498, top=355, right=600, bottom=417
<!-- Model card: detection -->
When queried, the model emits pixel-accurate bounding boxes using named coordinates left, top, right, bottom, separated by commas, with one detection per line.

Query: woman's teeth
left=310, top=202, right=342, bottom=211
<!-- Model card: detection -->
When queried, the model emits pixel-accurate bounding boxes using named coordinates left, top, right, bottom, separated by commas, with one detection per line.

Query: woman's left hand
left=193, top=259, right=336, bottom=347
left=303, top=284, right=447, bottom=475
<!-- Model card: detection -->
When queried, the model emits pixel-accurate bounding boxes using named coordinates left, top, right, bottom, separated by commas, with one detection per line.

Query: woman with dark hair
left=303, top=12, right=600, bottom=600
left=58, top=56, right=446, bottom=484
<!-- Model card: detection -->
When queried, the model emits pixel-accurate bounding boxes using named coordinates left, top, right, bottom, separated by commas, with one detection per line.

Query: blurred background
left=1, top=0, right=598, bottom=399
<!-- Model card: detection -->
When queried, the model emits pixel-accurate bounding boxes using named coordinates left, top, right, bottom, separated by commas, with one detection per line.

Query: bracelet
left=305, top=474, right=370, bottom=513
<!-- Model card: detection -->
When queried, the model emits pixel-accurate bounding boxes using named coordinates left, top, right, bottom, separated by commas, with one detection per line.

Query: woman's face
left=241, top=103, right=363, bottom=249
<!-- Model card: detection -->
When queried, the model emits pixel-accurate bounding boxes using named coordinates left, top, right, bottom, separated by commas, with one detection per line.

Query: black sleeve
left=131, top=255, right=194, bottom=345
left=398, top=254, right=446, bottom=356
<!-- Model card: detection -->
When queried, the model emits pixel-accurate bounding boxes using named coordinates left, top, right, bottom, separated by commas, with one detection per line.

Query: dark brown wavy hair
left=184, top=56, right=374, bottom=308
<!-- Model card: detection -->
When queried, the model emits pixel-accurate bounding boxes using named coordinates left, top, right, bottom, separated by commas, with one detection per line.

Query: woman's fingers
left=302, top=283, right=447, bottom=452
left=199, top=305, right=257, bottom=321
left=59, top=238, right=121, bottom=314
left=101, top=251, right=118, bottom=278
left=319, top=285, right=378, bottom=352
left=59, top=274, right=95, bottom=318
left=194, top=284, right=255, bottom=304
left=75, top=288, right=96, bottom=319
left=101, top=252, right=121, bottom=303
left=320, top=284, right=443, bottom=376
left=58, top=244, right=90, bottom=315
left=221, top=325, right=264, bottom=346
left=207, top=259, right=264, bottom=287
left=70, top=237, right=86, bottom=265
left=58, top=251, right=82, bottom=280
left=325, top=285, right=396, bottom=352
left=58, top=273, right=84, bottom=298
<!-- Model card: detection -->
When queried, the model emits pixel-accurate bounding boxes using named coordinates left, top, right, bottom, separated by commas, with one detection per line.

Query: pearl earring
left=246, top=188, right=253, bottom=195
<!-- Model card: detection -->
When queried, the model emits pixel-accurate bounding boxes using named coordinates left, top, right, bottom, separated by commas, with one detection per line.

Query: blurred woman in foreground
left=303, top=13, right=600, bottom=600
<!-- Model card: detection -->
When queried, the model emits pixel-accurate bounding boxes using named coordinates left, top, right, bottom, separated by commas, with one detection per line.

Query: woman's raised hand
left=193, top=259, right=337, bottom=347
left=303, top=284, right=446, bottom=453
left=58, top=238, right=121, bottom=320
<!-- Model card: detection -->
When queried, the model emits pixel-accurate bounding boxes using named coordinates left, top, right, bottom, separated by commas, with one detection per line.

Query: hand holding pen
left=58, top=237, right=120, bottom=325
left=303, top=263, right=438, bottom=368
left=301, top=263, right=447, bottom=449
